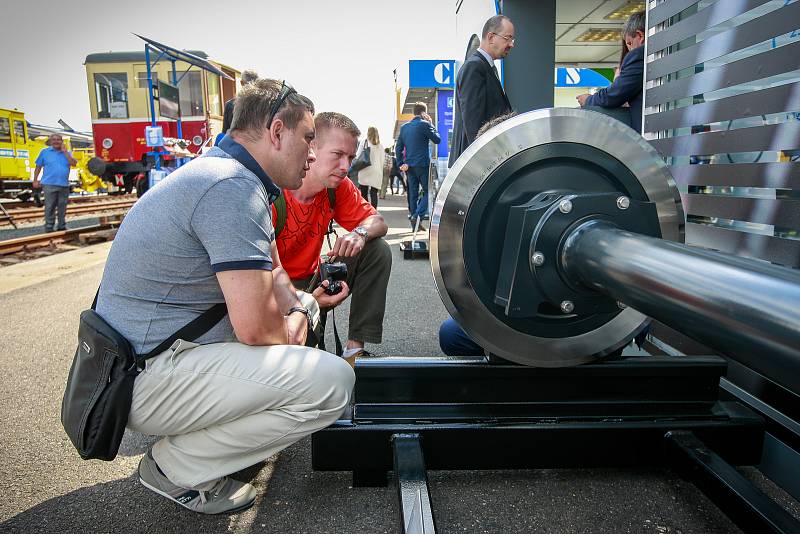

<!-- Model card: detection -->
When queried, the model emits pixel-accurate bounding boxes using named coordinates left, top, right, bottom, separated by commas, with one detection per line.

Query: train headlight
left=102, top=138, right=114, bottom=149
left=192, top=135, right=203, bottom=146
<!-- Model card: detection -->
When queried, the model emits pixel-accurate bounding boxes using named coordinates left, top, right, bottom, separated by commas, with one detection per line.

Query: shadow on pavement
left=2, top=436, right=398, bottom=534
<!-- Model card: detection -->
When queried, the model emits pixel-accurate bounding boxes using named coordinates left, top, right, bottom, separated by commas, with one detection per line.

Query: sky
left=3, top=0, right=460, bottom=144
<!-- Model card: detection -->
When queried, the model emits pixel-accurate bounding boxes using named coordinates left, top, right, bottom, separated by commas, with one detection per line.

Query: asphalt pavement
left=0, top=193, right=768, bottom=533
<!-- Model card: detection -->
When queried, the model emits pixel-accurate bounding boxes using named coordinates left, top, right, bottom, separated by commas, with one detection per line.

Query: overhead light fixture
left=604, top=1, right=645, bottom=20
left=575, top=28, right=622, bottom=42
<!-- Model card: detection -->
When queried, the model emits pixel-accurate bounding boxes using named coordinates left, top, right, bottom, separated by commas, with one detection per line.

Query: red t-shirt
left=273, top=178, right=376, bottom=279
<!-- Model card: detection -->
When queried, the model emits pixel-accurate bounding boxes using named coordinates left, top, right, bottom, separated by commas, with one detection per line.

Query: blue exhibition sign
left=436, top=89, right=454, bottom=159
left=554, top=68, right=611, bottom=88
left=410, top=60, right=456, bottom=88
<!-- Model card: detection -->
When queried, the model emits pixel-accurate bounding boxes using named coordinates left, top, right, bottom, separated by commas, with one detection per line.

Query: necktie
left=493, top=65, right=500, bottom=79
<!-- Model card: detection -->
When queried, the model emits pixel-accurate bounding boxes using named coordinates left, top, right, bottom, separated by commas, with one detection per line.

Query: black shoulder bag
left=348, top=140, right=372, bottom=176
left=61, top=291, right=227, bottom=461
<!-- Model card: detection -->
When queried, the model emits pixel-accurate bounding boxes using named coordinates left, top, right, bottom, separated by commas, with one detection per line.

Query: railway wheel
left=431, top=108, right=683, bottom=367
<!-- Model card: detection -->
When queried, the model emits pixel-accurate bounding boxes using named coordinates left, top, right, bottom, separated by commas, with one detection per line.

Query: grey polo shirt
left=95, top=137, right=281, bottom=355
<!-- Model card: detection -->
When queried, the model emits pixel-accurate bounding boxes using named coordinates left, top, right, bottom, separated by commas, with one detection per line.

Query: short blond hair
left=314, top=112, right=361, bottom=144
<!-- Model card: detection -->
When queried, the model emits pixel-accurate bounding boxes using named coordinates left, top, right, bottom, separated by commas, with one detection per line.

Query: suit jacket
left=396, top=116, right=441, bottom=168
left=585, top=46, right=644, bottom=133
left=448, top=51, right=512, bottom=167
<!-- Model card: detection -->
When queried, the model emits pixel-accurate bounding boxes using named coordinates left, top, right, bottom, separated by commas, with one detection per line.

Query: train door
left=0, top=109, right=29, bottom=180
left=11, top=112, right=30, bottom=179
left=205, top=71, right=224, bottom=143
left=0, top=109, right=15, bottom=179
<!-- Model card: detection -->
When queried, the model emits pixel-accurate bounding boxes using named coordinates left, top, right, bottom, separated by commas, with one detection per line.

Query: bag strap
left=274, top=194, right=287, bottom=238
left=327, top=187, right=336, bottom=210
left=91, top=288, right=228, bottom=364
left=139, top=302, right=227, bottom=361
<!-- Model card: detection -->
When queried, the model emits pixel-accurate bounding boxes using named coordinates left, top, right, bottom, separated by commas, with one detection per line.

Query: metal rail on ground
left=0, top=222, right=120, bottom=256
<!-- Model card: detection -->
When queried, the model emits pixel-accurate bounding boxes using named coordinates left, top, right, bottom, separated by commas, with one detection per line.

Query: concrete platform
left=0, top=193, right=773, bottom=533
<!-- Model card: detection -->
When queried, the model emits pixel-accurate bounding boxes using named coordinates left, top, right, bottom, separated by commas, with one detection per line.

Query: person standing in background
left=215, top=69, right=259, bottom=146
left=577, top=11, right=645, bottom=133
left=379, top=147, right=392, bottom=200
left=32, top=134, right=76, bottom=232
left=357, top=126, right=385, bottom=208
left=395, top=102, right=440, bottom=229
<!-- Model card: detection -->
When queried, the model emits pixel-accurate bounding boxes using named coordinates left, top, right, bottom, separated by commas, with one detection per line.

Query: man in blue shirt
left=33, top=134, right=76, bottom=232
left=395, top=102, right=441, bottom=229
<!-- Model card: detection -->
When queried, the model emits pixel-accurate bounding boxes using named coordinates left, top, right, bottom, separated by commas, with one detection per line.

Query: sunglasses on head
left=267, top=81, right=297, bottom=128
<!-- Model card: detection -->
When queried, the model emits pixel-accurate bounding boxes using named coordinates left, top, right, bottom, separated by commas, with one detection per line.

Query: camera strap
left=318, top=308, right=343, bottom=356
left=317, top=223, right=344, bottom=356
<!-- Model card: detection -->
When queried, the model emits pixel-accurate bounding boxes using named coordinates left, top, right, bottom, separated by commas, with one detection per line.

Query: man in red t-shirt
left=272, top=112, right=391, bottom=364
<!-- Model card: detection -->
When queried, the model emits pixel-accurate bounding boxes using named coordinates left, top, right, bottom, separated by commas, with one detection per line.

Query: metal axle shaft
left=561, top=220, right=800, bottom=393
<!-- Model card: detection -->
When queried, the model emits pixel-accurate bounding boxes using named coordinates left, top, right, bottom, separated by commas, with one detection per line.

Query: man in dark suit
left=395, top=102, right=441, bottom=228
left=448, top=14, right=515, bottom=167
left=577, top=11, right=645, bottom=133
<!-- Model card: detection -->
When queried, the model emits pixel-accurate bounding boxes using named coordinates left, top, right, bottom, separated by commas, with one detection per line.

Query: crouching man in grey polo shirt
left=94, top=78, right=354, bottom=514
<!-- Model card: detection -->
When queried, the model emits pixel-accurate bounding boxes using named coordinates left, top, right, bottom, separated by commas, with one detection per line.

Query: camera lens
left=325, top=281, right=342, bottom=295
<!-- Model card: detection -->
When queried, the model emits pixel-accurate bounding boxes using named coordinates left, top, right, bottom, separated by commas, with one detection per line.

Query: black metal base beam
left=353, top=356, right=726, bottom=406
left=665, top=430, right=800, bottom=534
left=313, top=401, right=763, bottom=486
left=393, top=434, right=437, bottom=534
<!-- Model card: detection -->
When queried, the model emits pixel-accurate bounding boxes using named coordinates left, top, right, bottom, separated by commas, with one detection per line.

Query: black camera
left=319, top=261, right=348, bottom=295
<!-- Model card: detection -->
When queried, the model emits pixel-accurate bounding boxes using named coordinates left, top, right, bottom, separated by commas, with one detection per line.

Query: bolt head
left=532, top=251, right=545, bottom=266
left=616, top=196, right=630, bottom=210
left=560, top=300, right=574, bottom=314
left=617, top=301, right=627, bottom=309
left=558, top=199, right=573, bottom=214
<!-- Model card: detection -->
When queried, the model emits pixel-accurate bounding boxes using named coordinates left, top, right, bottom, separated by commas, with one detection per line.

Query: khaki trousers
left=128, top=339, right=354, bottom=489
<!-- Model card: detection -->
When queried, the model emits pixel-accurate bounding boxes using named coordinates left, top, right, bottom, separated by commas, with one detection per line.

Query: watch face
left=355, top=227, right=368, bottom=237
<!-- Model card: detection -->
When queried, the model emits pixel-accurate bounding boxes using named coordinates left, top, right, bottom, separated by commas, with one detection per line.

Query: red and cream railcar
left=84, top=50, right=240, bottom=192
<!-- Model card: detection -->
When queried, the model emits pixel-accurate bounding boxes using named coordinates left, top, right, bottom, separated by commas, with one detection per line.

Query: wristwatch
left=287, top=306, right=311, bottom=326
left=353, top=226, right=368, bottom=240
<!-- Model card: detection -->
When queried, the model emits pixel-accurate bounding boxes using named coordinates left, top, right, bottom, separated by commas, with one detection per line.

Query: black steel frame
left=312, top=356, right=800, bottom=534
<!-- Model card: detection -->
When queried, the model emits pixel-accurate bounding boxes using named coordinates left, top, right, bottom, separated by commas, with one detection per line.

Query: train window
left=207, top=73, right=222, bottom=117
left=136, top=71, right=159, bottom=89
left=178, top=71, right=204, bottom=117
left=0, top=117, right=10, bottom=143
left=94, top=73, right=129, bottom=119
left=13, top=120, right=26, bottom=143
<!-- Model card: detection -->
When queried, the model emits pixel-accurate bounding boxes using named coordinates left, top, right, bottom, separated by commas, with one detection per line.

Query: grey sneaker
left=138, top=450, right=256, bottom=514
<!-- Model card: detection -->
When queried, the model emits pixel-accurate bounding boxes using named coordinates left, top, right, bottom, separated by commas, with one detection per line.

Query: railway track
left=0, top=196, right=136, bottom=225
left=0, top=193, right=136, bottom=211
left=0, top=220, right=122, bottom=261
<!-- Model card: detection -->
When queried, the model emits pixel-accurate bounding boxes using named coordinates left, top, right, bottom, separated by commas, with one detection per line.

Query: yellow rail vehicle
left=1, top=108, right=106, bottom=199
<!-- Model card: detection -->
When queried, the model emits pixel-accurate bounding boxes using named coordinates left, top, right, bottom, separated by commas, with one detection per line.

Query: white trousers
left=127, top=339, right=354, bottom=489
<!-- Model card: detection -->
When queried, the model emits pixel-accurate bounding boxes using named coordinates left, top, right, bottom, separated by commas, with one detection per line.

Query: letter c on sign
left=434, top=62, right=452, bottom=85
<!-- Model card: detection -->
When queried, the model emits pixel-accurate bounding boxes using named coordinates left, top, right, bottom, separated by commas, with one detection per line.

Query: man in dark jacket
left=577, top=11, right=645, bottom=133
left=395, top=102, right=441, bottom=228
left=448, top=14, right=514, bottom=167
